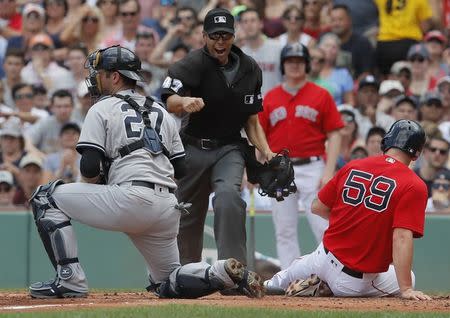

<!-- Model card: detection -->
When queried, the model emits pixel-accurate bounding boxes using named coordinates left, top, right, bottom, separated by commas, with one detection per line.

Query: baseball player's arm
left=311, top=198, right=331, bottom=220
left=320, top=130, right=342, bottom=188
left=244, top=114, right=276, bottom=162
left=392, top=227, right=431, bottom=300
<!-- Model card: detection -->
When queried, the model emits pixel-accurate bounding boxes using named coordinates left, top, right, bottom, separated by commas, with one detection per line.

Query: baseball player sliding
left=28, top=45, right=264, bottom=299
left=265, top=120, right=432, bottom=300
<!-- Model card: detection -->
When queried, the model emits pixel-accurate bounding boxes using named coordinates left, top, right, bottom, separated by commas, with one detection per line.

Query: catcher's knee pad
left=157, top=264, right=225, bottom=299
left=31, top=179, right=64, bottom=220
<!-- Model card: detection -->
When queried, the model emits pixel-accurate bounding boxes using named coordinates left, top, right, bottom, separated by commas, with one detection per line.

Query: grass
left=0, top=305, right=449, bottom=318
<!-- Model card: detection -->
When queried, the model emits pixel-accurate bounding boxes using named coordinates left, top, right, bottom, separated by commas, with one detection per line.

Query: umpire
left=162, top=8, right=274, bottom=265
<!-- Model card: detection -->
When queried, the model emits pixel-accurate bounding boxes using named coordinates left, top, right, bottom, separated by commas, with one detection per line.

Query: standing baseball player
left=258, top=43, right=343, bottom=269
left=265, top=119, right=432, bottom=300
left=28, top=45, right=264, bottom=299
left=162, top=8, right=275, bottom=266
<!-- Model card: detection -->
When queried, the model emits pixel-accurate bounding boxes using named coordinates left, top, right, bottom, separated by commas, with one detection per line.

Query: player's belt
left=291, top=156, right=321, bottom=166
left=181, top=133, right=239, bottom=150
left=324, top=246, right=364, bottom=279
left=131, top=180, right=175, bottom=193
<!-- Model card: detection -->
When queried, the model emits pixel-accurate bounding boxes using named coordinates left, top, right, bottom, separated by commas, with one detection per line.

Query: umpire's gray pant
left=50, top=182, right=181, bottom=292
left=176, top=143, right=247, bottom=265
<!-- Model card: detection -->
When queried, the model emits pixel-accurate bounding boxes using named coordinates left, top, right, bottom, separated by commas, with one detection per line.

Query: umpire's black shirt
left=161, top=44, right=263, bottom=140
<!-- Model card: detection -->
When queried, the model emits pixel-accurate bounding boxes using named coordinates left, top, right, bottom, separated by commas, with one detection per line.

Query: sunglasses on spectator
left=432, top=183, right=450, bottom=190
left=428, top=147, right=448, bottom=155
left=283, top=15, right=303, bottom=22
left=208, top=32, right=234, bottom=41
left=82, top=16, right=99, bottom=23
left=409, top=56, right=425, bottom=63
left=120, top=11, right=138, bottom=17
left=32, top=44, right=51, bottom=51
left=15, top=93, right=34, bottom=100
left=0, top=184, right=12, bottom=193
left=341, top=114, right=354, bottom=123
left=311, top=56, right=325, bottom=63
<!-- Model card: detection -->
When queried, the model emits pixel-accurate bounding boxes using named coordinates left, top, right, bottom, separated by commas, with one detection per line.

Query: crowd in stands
left=0, top=0, right=449, bottom=213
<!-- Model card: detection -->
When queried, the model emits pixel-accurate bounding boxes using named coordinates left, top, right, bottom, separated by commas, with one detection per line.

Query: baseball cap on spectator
left=19, top=154, right=43, bottom=169
left=0, top=171, right=13, bottom=186
left=29, top=33, right=54, bottom=49
left=393, top=94, right=418, bottom=109
left=421, top=92, right=442, bottom=107
left=60, top=122, right=81, bottom=135
left=379, top=80, right=404, bottom=96
left=0, top=117, right=23, bottom=138
left=390, top=61, right=412, bottom=76
left=436, top=170, right=450, bottom=181
left=437, top=76, right=450, bottom=88
left=203, top=8, right=235, bottom=34
left=339, top=109, right=355, bottom=123
left=424, top=30, right=447, bottom=45
left=358, top=75, right=379, bottom=91
left=407, top=44, right=429, bottom=60
left=22, top=3, right=45, bottom=19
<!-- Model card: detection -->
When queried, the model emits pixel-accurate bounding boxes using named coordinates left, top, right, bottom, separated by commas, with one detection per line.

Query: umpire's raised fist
left=182, top=97, right=205, bottom=113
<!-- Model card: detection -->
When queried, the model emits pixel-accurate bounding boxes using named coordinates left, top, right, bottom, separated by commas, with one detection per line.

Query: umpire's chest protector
left=165, top=45, right=263, bottom=139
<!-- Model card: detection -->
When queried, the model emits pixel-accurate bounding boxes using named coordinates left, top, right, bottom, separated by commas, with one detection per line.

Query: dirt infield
left=1, top=292, right=450, bottom=313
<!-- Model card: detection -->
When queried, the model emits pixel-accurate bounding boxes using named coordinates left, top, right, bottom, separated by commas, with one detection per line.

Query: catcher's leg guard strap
left=157, top=263, right=225, bottom=299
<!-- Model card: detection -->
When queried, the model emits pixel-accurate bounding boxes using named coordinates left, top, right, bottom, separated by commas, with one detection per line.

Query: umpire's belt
left=182, top=133, right=238, bottom=150
left=130, top=180, right=175, bottom=193
left=291, top=156, right=321, bottom=166
left=324, top=246, right=363, bottom=279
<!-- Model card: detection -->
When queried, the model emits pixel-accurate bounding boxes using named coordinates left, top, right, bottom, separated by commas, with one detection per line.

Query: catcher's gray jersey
left=76, top=89, right=184, bottom=188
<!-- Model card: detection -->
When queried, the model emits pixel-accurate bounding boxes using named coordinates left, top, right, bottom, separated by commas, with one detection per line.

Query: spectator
left=336, top=108, right=364, bottom=170
left=365, top=126, right=386, bottom=157
left=60, top=5, right=105, bottom=53
left=65, top=43, right=89, bottom=90
left=308, top=46, right=333, bottom=93
left=149, top=23, right=185, bottom=68
left=96, top=0, right=121, bottom=41
left=374, top=0, right=432, bottom=76
left=32, top=85, right=50, bottom=112
left=332, top=0, right=378, bottom=37
left=302, top=0, right=330, bottom=39
left=389, top=61, right=412, bottom=95
left=0, top=117, right=26, bottom=183
left=259, top=43, right=343, bottom=269
left=240, top=8, right=283, bottom=96
left=426, top=171, right=450, bottom=212
left=419, top=92, right=443, bottom=125
left=377, top=79, right=405, bottom=114
left=277, top=5, right=316, bottom=49
left=1, top=48, right=25, bottom=109
left=349, top=145, right=368, bottom=160
left=262, top=0, right=287, bottom=38
left=437, top=76, right=450, bottom=121
left=185, top=21, right=205, bottom=50
left=44, top=122, right=81, bottom=183
left=330, top=4, right=374, bottom=78
left=0, top=170, right=16, bottom=207
left=27, top=89, right=77, bottom=154
left=72, top=82, right=92, bottom=123
left=101, top=0, right=141, bottom=50
left=407, top=44, right=433, bottom=98
left=66, top=0, right=87, bottom=22
left=44, top=0, right=68, bottom=37
left=0, top=0, right=21, bottom=38
left=415, top=136, right=450, bottom=197
left=7, top=4, right=46, bottom=52
left=13, top=153, right=44, bottom=206
left=391, top=95, right=418, bottom=121
left=424, top=30, right=449, bottom=81
left=20, top=33, right=75, bottom=95
left=318, top=33, right=354, bottom=105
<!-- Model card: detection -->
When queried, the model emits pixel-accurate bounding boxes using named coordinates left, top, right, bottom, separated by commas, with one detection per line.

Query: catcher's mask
left=84, top=45, right=144, bottom=99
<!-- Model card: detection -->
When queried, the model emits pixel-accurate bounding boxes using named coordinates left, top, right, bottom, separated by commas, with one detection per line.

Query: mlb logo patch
left=244, top=95, right=254, bottom=104
left=214, top=16, right=226, bottom=23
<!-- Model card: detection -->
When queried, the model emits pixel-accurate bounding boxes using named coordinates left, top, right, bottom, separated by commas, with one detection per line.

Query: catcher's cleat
left=224, top=258, right=265, bottom=298
left=29, top=279, right=87, bottom=299
left=285, top=274, right=329, bottom=297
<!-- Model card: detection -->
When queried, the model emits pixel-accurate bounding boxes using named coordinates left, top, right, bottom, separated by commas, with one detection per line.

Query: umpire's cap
left=280, top=43, right=311, bottom=74
left=85, top=45, right=144, bottom=81
left=381, top=119, right=426, bottom=158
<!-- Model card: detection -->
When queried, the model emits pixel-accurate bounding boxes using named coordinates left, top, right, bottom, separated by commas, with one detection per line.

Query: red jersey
left=319, top=155, right=427, bottom=273
left=8, top=13, right=22, bottom=31
left=259, top=82, right=344, bottom=158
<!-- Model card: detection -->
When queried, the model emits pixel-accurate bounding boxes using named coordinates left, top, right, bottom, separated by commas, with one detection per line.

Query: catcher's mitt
left=248, top=149, right=297, bottom=201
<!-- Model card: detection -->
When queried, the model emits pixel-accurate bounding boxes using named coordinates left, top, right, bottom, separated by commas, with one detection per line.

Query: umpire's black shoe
left=224, top=258, right=265, bottom=298
left=29, top=279, right=87, bottom=299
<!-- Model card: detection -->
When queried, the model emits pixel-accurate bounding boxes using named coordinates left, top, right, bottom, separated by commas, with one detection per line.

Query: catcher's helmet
left=85, top=45, right=144, bottom=98
left=280, top=43, right=311, bottom=75
left=381, top=119, right=426, bottom=158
